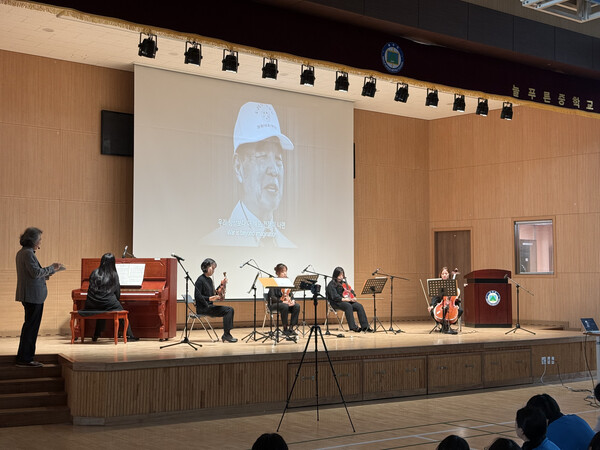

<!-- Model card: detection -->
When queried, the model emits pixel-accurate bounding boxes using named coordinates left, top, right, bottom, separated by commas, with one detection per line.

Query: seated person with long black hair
left=267, top=263, right=300, bottom=337
left=326, top=266, right=372, bottom=333
left=194, top=258, right=237, bottom=343
left=84, top=253, right=138, bottom=341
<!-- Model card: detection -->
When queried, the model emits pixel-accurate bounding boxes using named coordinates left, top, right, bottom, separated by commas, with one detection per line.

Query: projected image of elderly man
left=203, top=102, right=295, bottom=248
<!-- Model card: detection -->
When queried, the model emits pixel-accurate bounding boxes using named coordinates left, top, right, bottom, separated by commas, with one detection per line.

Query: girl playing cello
left=427, top=266, right=463, bottom=334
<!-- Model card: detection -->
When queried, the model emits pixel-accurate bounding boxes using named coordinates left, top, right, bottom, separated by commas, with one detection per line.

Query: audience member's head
left=437, top=434, right=470, bottom=450
left=589, top=431, right=600, bottom=450
left=252, top=433, right=288, bottom=450
left=516, top=406, right=547, bottom=442
left=526, top=393, right=563, bottom=423
left=487, top=437, right=521, bottom=450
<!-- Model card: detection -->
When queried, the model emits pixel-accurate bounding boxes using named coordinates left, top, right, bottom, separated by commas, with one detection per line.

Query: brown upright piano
left=71, top=258, right=177, bottom=340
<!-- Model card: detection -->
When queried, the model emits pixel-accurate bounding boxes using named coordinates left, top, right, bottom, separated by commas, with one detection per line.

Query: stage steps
left=0, top=354, right=71, bottom=427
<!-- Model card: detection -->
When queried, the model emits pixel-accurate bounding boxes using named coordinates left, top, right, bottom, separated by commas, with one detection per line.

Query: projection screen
left=133, top=65, right=354, bottom=299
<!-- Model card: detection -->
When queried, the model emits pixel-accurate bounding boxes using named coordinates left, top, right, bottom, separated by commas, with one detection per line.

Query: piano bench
left=70, top=310, right=129, bottom=345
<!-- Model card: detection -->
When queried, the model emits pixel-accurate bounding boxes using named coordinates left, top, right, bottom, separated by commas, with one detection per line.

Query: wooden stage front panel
left=12, top=323, right=592, bottom=425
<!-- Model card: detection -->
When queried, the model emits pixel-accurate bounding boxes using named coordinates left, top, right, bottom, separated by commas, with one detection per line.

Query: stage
left=0, top=321, right=596, bottom=426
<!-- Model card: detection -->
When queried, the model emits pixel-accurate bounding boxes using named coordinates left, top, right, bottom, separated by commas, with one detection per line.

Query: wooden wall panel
left=429, top=106, right=600, bottom=328
left=354, top=110, right=430, bottom=321
left=1, top=49, right=133, bottom=336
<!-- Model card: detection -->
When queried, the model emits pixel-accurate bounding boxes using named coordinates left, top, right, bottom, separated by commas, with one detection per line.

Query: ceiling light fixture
left=222, top=49, right=239, bottom=73
left=262, top=57, right=278, bottom=80
left=138, top=33, right=157, bottom=58
left=394, top=83, right=409, bottom=103
left=476, top=98, right=489, bottom=116
left=184, top=41, right=202, bottom=66
left=361, top=76, right=377, bottom=98
left=452, top=94, right=466, bottom=112
left=425, top=88, right=439, bottom=108
left=300, top=64, right=315, bottom=86
left=501, top=102, right=513, bottom=120
left=335, top=71, right=349, bottom=92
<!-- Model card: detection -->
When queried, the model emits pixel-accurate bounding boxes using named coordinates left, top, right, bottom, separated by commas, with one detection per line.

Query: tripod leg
left=315, top=326, right=356, bottom=432
left=277, top=326, right=315, bottom=431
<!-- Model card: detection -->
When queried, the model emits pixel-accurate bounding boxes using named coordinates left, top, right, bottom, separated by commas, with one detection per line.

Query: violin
left=281, top=288, right=295, bottom=306
left=433, top=268, right=460, bottom=324
left=216, top=272, right=227, bottom=300
left=342, top=278, right=356, bottom=302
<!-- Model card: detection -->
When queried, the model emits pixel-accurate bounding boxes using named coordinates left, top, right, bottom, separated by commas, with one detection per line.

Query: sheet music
left=274, top=277, right=294, bottom=288
left=116, top=263, right=146, bottom=286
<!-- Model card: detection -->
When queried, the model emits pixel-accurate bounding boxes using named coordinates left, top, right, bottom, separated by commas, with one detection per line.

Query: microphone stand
left=305, top=268, right=344, bottom=338
left=505, top=276, right=535, bottom=335
left=161, top=258, right=202, bottom=350
left=241, top=261, right=273, bottom=343
left=377, top=270, right=408, bottom=334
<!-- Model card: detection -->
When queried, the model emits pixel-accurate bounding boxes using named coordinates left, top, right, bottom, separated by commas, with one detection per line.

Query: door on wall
left=434, top=230, right=471, bottom=298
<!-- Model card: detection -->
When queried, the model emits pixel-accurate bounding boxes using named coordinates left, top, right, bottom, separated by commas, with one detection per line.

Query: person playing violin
left=428, top=266, right=463, bottom=335
left=267, top=263, right=300, bottom=337
left=194, top=258, right=237, bottom=343
left=326, top=266, right=372, bottom=333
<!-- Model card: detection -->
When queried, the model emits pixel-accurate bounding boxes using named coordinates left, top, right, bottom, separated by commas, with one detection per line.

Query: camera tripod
left=277, top=285, right=355, bottom=432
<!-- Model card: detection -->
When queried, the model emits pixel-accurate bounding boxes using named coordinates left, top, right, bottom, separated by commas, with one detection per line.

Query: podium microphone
left=122, top=245, right=128, bottom=258
left=171, top=253, right=185, bottom=261
left=372, top=268, right=380, bottom=276
left=240, top=260, right=251, bottom=268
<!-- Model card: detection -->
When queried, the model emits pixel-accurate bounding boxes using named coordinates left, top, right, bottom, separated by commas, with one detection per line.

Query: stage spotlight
left=476, top=98, right=489, bottom=116
left=138, top=33, right=157, bottom=58
left=335, top=71, right=349, bottom=92
left=452, top=94, right=466, bottom=112
left=361, top=76, right=376, bottom=97
left=184, top=41, right=202, bottom=66
left=300, top=64, right=315, bottom=86
left=222, top=49, right=239, bottom=73
left=425, top=88, right=439, bottom=107
left=394, top=83, right=409, bottom=103
left=262, top=58, right=278, bottom=80
left=501, top=102, right=513, bottom=120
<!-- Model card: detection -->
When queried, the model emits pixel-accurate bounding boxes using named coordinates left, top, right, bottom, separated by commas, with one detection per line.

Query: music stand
left=361, top=277, right=388, bottom=333
left=242, top=272, right=267, bottom=343
left=293, top=274, right=318, bottom=337
left=427, top=278, right=458, bottom=332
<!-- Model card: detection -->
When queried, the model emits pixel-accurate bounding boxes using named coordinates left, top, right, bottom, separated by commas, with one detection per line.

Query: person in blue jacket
left=516, top=406, right=560, bottom=450
left=527, top=393, right=594, bottom=450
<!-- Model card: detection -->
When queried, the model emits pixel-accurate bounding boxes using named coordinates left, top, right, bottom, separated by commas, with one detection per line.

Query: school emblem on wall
left=485, top=290, right=501, bottom=306
left=381, top=42, right=404, bottom=73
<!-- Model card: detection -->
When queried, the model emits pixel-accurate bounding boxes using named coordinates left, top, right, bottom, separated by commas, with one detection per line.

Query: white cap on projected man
left=200, top=101, right=296, bottom=248
left=233, top=102, right=294, bottom=153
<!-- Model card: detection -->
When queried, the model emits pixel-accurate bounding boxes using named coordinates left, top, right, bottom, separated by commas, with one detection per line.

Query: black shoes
left=92, top=335, right=99, bottom=342
left=363, top=327, right=374, bottom=333
left=283, top=328, right=298, bottom=337
left=126, top=336, right=140, bottom=341
left=222, top=333, right=238, bottom=343
left=16, top=360, right=43, bottom=368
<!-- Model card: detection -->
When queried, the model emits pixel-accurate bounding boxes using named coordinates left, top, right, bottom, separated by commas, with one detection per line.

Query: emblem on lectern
left=485, top=290, right=501, bottom=306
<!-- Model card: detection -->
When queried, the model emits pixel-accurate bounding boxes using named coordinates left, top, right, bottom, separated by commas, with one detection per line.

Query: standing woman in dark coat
left=84, top=253, right=138, bottom=341
left=15, top=227, right=64, bottom=367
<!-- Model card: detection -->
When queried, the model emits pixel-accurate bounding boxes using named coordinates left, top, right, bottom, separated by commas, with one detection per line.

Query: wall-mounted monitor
left=101, top=110, right=133, bottom=157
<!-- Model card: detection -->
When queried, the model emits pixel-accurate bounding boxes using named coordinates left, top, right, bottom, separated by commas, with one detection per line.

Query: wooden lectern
left=463, top=269, right=512, bottom=327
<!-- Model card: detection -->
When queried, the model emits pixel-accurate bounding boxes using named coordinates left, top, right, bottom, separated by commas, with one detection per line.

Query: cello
left=433, top=268, right=460, bottom=327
